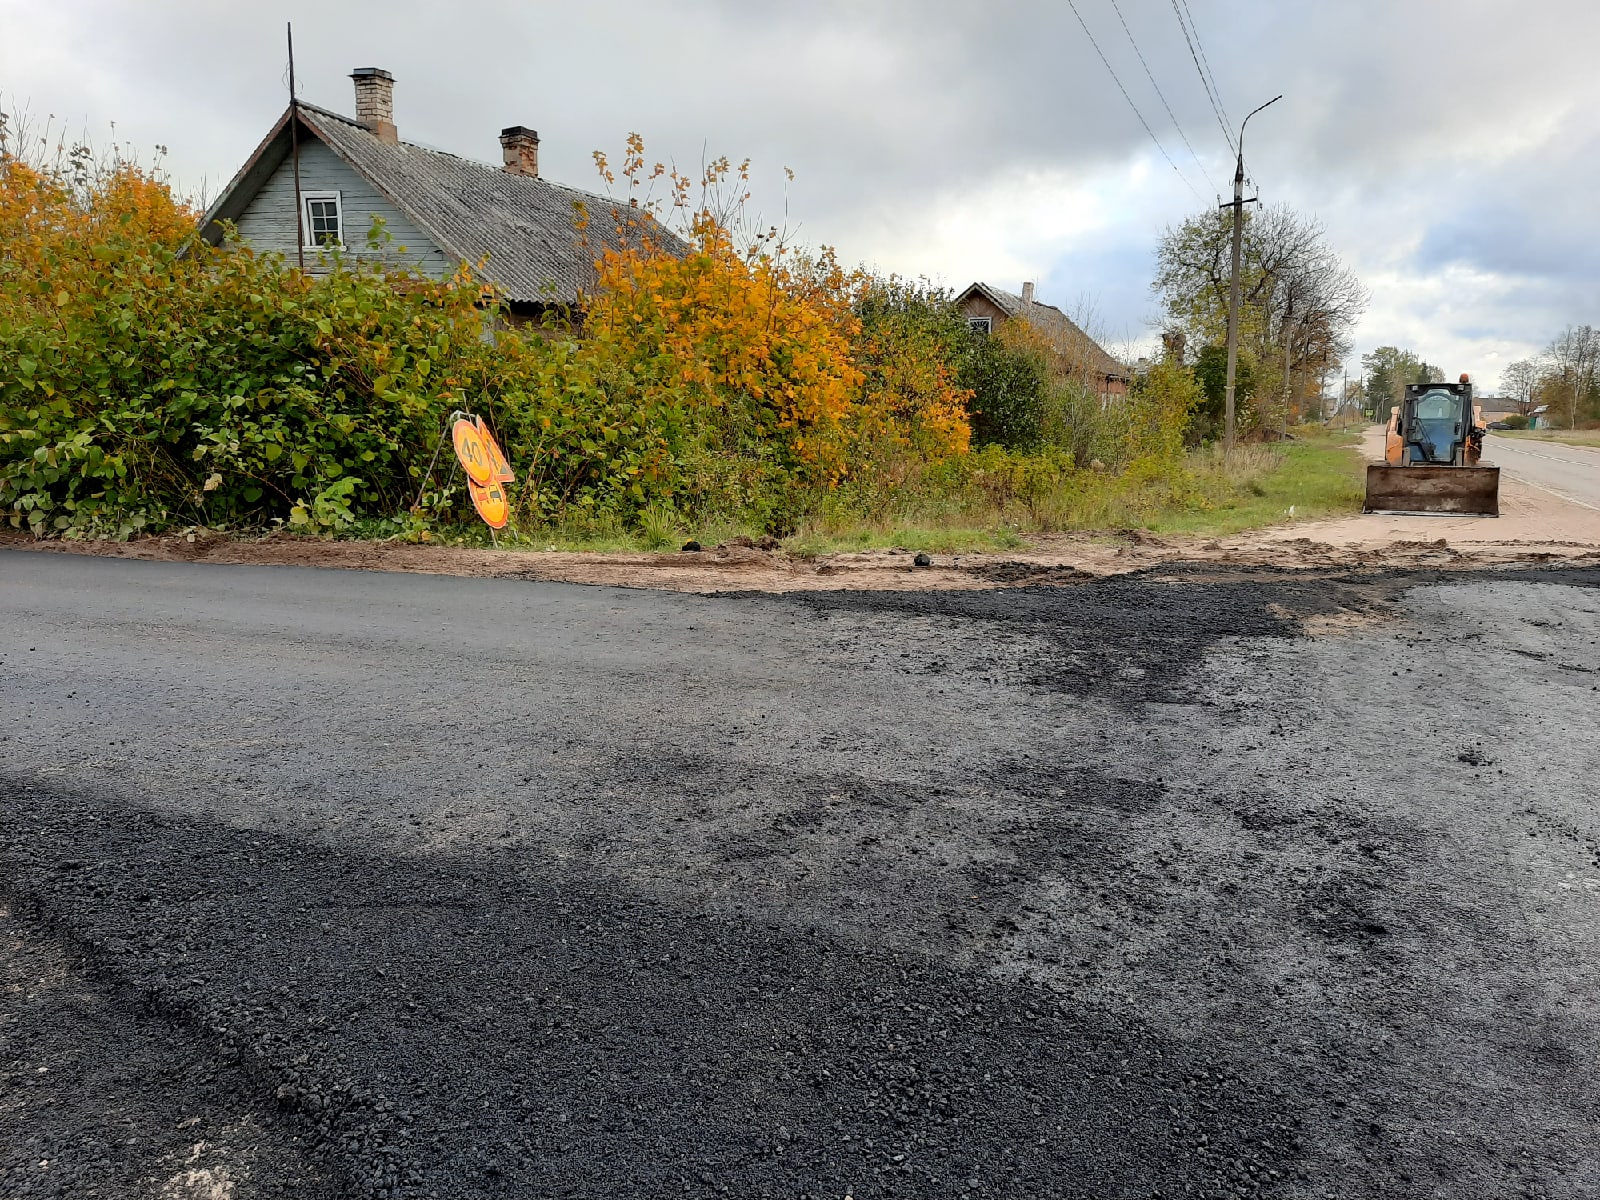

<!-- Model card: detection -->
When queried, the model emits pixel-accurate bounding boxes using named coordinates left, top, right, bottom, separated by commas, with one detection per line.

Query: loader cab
left=1400, top=382, right=1474, bottom=466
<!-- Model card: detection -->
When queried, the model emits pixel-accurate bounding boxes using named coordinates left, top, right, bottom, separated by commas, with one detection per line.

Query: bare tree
left=1543, top=325, right=1600, bottom=428
left=1500, top=359, right=1540, bottom=416
left=1254, top=220, right=1366, bottom=430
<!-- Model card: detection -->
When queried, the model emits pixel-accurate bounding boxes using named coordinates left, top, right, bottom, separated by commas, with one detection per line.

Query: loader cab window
left=1414, top=390, right=1459, bottom=421
left=1406, top=388, right=1465, bottom=463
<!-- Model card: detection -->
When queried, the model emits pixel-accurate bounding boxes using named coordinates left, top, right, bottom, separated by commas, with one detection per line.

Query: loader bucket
left=1363, top=464, right=1500, bottom=516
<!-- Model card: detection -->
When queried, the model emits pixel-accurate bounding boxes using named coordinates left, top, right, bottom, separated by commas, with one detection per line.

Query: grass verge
left=331, top=427, right=1368, bottom=555
left=1494, top=429, right=1600, bottom=449
left=1141, top=427, right=1366, bottom=537
left=791, top=426, right=1366, bottom=550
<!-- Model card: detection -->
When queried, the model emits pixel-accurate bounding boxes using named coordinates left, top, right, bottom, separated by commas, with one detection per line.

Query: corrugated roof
left=962, top=282, right=1129, bottom=383
left=203, top=102, right=683, bottom=306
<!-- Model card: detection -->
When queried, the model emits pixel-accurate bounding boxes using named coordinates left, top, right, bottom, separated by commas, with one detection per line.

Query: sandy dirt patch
left=1241, top=425, right=1600, bottom=560
left=8, top=522, right=1597, bottom=594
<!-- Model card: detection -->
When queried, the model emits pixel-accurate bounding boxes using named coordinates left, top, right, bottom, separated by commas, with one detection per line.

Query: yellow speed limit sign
left=452, top=418, right=495, bottom=486
left=468, top=476, right=510, bottom=529
left=476, top=417, right=515, bottom=483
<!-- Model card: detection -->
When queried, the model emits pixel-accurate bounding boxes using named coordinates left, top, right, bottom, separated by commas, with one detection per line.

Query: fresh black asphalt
left=2, top=552, right=1597, bottom=1198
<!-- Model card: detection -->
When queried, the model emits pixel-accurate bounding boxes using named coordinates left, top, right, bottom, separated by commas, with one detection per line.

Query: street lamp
left=1222, top=94, right=1282, bottom=456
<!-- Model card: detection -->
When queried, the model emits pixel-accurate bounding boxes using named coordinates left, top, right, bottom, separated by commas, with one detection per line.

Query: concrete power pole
left=1221, top=95, right=1282, bottom=457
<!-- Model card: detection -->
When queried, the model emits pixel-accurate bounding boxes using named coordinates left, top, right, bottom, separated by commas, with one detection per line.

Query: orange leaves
left=96, top=168, right=197, bottom=247
left=585, top=214, right=862, bottom=480
left=578, top=138, right=975, bottom=491
left=0, top=149, right=196, bottom=325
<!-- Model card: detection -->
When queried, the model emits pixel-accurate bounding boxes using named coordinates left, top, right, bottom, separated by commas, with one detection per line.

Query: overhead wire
left=1106, top=0, right=1218, bottom=196
left=1170, top=0, right=1236, bottom=155
left=1178, top=0, right=1234, bottom=131
left=1063, top=0, right=1204, bottom=202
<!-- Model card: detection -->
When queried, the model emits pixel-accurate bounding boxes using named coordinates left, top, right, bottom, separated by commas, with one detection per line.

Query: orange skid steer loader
left=1363, top=375, right=1500, bottom=516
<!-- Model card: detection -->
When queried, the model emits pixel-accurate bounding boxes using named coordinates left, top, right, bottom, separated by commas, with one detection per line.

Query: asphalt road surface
left=3, top=552, right=1599, bottom=1199
left=1486, top=434, right=1600, bottom=512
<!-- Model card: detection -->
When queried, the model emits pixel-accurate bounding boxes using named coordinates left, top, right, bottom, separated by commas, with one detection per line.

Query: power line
left=1106, top=0, right=1218, bottom=195
left=1172, top=0, right=1233, bottom=152
left=1064, top=0, right=1203, bottom=202
left=1178, top=0, right=1234, bottom=131
left=1170, top=0, right=1234, bottom=155
left=1175, top=0, right=1234, bottom=135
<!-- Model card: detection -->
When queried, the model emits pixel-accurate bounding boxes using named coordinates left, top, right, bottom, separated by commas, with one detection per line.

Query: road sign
left=468, top=476, right=510, bottom=529
left=452, top=418, right=495, bottom=486
left=477, top=417, right=515, bottom=484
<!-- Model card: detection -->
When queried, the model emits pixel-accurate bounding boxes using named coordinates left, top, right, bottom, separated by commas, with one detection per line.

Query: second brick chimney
left=499, top=126, right=540, bottom=178
left=350, top=68, right=398, bottom=145
left=1021, top=281, right=1036, bottom=305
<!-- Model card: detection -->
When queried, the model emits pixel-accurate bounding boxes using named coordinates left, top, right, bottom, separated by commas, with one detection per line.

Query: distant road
left=1486, top=434, right=1600, bottom=511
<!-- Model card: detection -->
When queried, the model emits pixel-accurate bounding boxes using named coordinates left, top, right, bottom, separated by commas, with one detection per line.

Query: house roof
left=1475, top=396, right=1519, bottom=414
left=958, top=282, right=1129, bottom=382
left=200, top=102, right=681, bottom=306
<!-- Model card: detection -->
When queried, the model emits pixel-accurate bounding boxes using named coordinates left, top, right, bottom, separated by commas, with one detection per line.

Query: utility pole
left=1221, top=95, right=1282, bottom=456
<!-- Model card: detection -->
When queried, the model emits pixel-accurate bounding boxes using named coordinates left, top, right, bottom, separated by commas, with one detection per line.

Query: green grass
left=791, top=426, right=1368, bottom=549
left=1495, top=428, right=1600, bottom=449
left=1140, top=427, right=1366, bottom=537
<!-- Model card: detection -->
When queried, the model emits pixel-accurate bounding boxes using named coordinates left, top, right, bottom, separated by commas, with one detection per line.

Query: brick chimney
left=1021, top=281, right=1036, bottom=305
left=350, top=68, right=397, bottom=145
left=499, top=126, right=540, bottom=178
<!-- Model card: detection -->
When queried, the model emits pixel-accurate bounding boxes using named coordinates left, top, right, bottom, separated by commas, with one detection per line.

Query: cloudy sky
left=4, top=0, right=1596, bottom=390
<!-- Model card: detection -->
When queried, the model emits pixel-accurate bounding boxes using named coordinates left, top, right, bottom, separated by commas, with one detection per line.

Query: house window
left=968, top=317, right=992, bottom=335
left=302, top=191, right=342, bottom=247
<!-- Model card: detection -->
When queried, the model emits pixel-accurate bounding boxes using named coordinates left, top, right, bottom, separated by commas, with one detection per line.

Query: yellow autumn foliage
left=580, top=140, right=974, bottom=491
left=587, top=213, right=866, bottom=482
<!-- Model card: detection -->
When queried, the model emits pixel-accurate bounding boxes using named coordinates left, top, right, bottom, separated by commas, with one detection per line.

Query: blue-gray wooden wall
left=232, top=137, right=454, bottom=276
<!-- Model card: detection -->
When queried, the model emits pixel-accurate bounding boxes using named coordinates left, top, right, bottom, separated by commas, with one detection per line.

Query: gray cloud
left=5, top=0, right=1598, bottom=386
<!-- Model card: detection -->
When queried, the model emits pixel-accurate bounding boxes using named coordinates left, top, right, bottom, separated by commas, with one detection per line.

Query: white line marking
left=1507, top=476, right=1600, bottom=514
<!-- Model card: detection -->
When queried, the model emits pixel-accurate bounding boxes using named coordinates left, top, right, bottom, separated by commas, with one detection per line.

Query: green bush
left=959, top=325, right=1050, bottom=449
left=2, top=211, right=561, bottom=537
left=1189, top=343, right=1256, bottom=446
left=0, top=147, right=981, bottom=541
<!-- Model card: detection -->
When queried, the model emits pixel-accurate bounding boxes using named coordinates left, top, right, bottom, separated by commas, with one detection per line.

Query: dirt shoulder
left=7, top=428, right=1598, bottom=591
left=8, top=520, right=1597, bottom=594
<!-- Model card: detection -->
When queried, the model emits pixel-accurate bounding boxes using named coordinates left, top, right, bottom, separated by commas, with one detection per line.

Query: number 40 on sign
left=451, top=415, right=514, bottom=530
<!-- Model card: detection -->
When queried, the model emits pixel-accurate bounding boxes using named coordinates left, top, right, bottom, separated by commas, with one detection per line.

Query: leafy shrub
left=0, top=132, right=974, bottom=539
left=0, top=151, right=511, bottom=536
left=847, top=277, right=973, bottom=465
left=1189, top=343, right=1257, bottom=445
left=959, top=321, right=1050, bottom=449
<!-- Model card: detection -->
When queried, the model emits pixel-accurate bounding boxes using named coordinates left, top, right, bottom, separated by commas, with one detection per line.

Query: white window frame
left=301, top=190, right=343, bottom=249
left=968, top=317, right=992, bottom=335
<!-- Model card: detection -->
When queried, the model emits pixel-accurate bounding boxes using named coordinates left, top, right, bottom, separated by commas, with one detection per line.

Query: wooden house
left=199, top=68, right=676, bottom=321
left=955, top=281, right=1130, bottom=398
